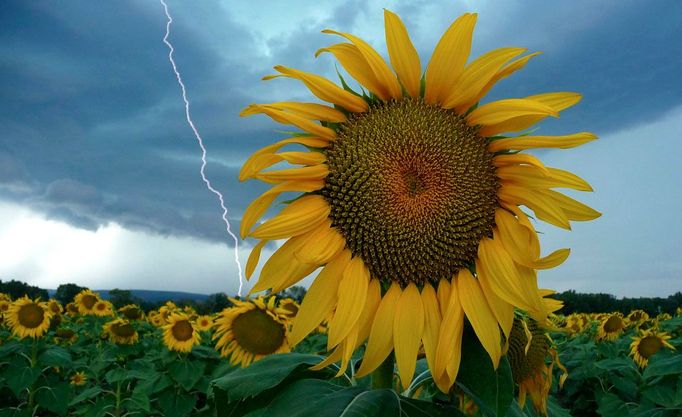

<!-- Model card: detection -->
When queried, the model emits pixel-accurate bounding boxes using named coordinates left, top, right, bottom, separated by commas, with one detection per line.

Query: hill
left=46, top=289, right=210, bottom=303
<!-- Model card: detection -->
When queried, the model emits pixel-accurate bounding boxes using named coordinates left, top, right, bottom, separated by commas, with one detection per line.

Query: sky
left=1, top=0, right=681, bottom=297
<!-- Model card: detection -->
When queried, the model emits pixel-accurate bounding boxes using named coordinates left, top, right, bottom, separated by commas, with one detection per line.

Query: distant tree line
left=0, top=279, right=49, bottom=300
left=552, top=290, right=682, bottom=315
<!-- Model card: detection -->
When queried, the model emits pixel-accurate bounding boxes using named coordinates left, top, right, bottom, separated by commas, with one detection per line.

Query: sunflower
left=74, top=290, right=100, bottom=315
left=5, top=296, right=53, bottom=339
left=163, top=313, right=201, bottom=353
left=597, top=313, right=625, bottom=341
left=239, top=9, right=598, bottom=391
left=92, top=300, right=114, bottom=317
left=627, top=309, right=649, bottom=325
left=148, top=311, right=166, bottom=327
left=279, top=298, right=300, bottom=318
left=54, top=328, right=78, bottom=345
left=213, top=297, right=290, bottom=367
left=65, top=302, right=80, bottom=317
left=630, top=330, right=675, bottom=368
left=70, top=371, right=87, bottom=386
left=118, top=304, right=144, bottom=321
left=103, top=318, right=139, bottom=345
left=195, top=315, right=214, bottom=332
left=507, top=317, right=567, bottom=416
left=0, top=299, right=10, bottom=315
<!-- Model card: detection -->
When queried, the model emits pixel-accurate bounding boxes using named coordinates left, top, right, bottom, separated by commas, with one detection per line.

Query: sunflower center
left=322, top=98, right=498, bottom=285
left=232, top=308, right=286, bottom=355
left=507, top=319, right=549, bottom=384
left=18, top=303, right=45, bottom=328
left=112, top=322, right=136, bottom=338
left=604, top=316, right=624, bottom=333
left=172, top=320, right=194, bottom=341
left=81, top=295, right=97, bottom=309
left=121, top=307, right=142, bottom=320
left=638, top=336, right=663, bottom=359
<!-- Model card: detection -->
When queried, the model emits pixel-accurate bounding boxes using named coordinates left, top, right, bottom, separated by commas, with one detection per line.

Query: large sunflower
left=163, top=312, right=201, bottom=353
left=5, top=296, right=53, bottom=339
left=213, top=297, right=290, bottom=367
left=74, top=289, right=100, bottom=315
left=597, top=313, right=625, bottom=341
left=103, top=318, right=139, bottom=345
left=630, top=329, right=675, bottom=368
left=240, top=10, right=599, bottom=392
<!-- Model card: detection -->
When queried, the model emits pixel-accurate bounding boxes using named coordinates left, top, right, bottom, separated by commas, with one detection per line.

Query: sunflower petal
left=443, top=47, right=527, bottom=112
left=254, top=165, right=329, bottom=184
left=327, top=257, right=370, bottom=348
left=249, top=235, right=308, bottom=293
left=316, top=43, right=390, bottom=100
left=496, top=165, right=593, bottom=192
left=476, top=264, right=515, bottom=339
left=421, top=283, right=441, bottom=377
left=434, top=283, right=464, bottom=393
left=498, top=185, right=571, bottom=230
left=290, top=250, right=351, bottom=346
left=355, top=282, right=401, bottom=377
left=240, top=137, right=330, bottom=181
left=538, top=189, right=601, bottom=221
left=526, top=92, right=582, bottom=112
left=458, top=269, right=502, bottom=368
left=424, top=13, right=477, bottom=104
left=488, top=132, right=597, bottom=153
left=251, top=195, right=330, bottom=240
left=467, top=99, right=558, bottom=126
left=477, top=52, right=541, bottom=101
left=294, top=222, right=346, bottom=265
left=245, top=239, right=268, bottom=279
left=256, top=102, right=347, bottom=122
left=243, top=105, right=336, bottom=140
left=394, top=283, right=425, bottom=389
left=322, top=29, right=402, bottom=99
left=240, top=180, right=324, bottom=238
left=436, top=279, right=451, bottom=315
left=266, top=66, right=368, bottom=113
left=493, top=153, right=549, bottom=174
left=384, top=9, right=421, bottom=98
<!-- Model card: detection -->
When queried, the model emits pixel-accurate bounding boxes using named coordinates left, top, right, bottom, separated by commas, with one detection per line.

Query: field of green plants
left=0, top=291, right=680, bottom=417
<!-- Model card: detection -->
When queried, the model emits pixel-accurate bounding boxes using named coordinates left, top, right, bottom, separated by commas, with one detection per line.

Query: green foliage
left=554, top=290, right=682, bottom=315
left=0, top=279, right=49, bottom=300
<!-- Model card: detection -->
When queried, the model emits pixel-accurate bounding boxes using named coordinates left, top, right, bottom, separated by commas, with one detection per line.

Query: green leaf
left=594, top=358, right=637, bottom=372
left=39, top=345, right=72, bottom=368
left=5, top=364, right=41, bottom=396
left=456, top=328, right=514, bottom=417
left=126, top=390, right=151, bottom=413
left=546, top=396, right=572, bottom=417
left=0, top=341, right=24, bottom=359
left=262, top=379, right=360, bottom=416
left=104, top=367, right=127, bottom=384
left=157, top=389, right=197, bottom=417
left=641, top=379, right=677, bottom=408
left=597, top=392, right=631, bottom=417
left=69, top=386, right=103, bottom=406
left=642, top=351, right=682, bottom=379
left=212, top=353, right=325, bottom=401
left=35, top=381, right=71, bottom=416
left=169, top=359, right=207, bottom=391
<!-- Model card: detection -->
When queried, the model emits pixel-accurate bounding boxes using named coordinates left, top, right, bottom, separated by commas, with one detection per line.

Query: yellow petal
left=477, top=52, right=541, bottom=101
left=434, top=282, right=464, bottom=393
left=355, top=279, right=382, bottom=347
left=249, top=235, right=307, bottom=293
left=526, top=92, right=582, bottom=112
left=496, top=165, right=593, bottom=192
left=420, top=283, right=441, bottom=377
left=424, top=13, right=477, bottom=104
left=467, top=98, right=558, bottom=126
left=384, top=9, right=421, bottom=98
left=321, top=30, right=402, bottom=99
left=488, top=132, right=597, bottom=153
left=436, top=279, right=451, bottom=316
left=241, top=152, right=326, bottom=181
left=476, top=263, right=515, bottom=339
left=251, top=195, right=330, bottom=240
left=458, top=269, right=502, bottom=368
left=266, top=66, right=368, bottom=113
left=498, top=185, right=570, bottom=230
left=294, top=222, right=346, bottom=265
left=239, top=136, right=330, bottom=182
left=245, top=239, right=268, bottom=279
left=443, top=47, right=526, bottom=112
left=355, top=282, right=401, bottom=377
left=243, top=105, right=336, bottom=140
left=493, top=153, right=549, bottom=174
left=290, top=250, right=351, bottom=346
left=316, top=43, right=391, bottom=100
left=327, top=257, right=369, bottom=348
left=254, top=165, right=329, bottom=184
left=478, top=114, right=551, bottom=137
left=310, top=344, right=343, bottom=371
left=393, top=283, right=425, bottom=389
left=336, top=326, right=359, bottom=376
left=537, top=189, right=601, bottom=221
left=240, top=180, right=324, bottom=238
left=251, top=102, right=347, bottom=122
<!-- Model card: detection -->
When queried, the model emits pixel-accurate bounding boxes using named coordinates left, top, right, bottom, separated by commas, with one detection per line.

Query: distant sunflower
left=5, top=296, right=52, bottom=339
left=0, top=299, right=10, bottom=315
left=163, top=313, right=201, bottom=353
left=54, top=328, right=77, bottom=345
left=103, top=318, right=139, bottom=345
left=92, top=300, right=114, bottom=317
left=630, top=330, right=675, bottom=368
left=65, top=302, right=80, bottom=316
left=47, top=299, right=63, bottom=316
left=627, top=309, right=649, bottom=325
left=507, top=317, right=567, bottom=416
left=240, top=9, right=598, bottom=391
left=598, top=314, right=625, bottom=341
left=0, top=293, right=11, bottom=301
left=148, top=311, right=165, bottom=327
left=195, top=315, right=214, bottom=332
left=118, top=304, right=144, bottom=321
left=279, top=298, right=300, bottom=318
left=70, top=371, right=87, bottom=386
left=74, top=290, right=100, bottom=315
left=213, top=297, right=290, bottom=367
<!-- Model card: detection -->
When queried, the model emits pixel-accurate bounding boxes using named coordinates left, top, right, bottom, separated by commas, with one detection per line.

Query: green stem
left=27, top=338, right=38, bottom=409
left=114, top=380, right=121, bottom=417
left=370, top=352, right=394, bottom=390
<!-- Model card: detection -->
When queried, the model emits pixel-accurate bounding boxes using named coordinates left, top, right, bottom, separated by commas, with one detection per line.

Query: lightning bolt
left=159, top=0, right=244, bottom=296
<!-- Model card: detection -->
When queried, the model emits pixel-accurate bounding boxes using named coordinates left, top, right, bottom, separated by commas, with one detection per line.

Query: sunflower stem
left=27, top=338, right=38, bottom=409
left=371, top=353, right=394, bottom=390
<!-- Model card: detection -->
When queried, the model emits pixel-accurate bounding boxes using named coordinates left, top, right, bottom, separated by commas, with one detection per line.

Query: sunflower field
left=0, top=289, right=680, bottom=417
